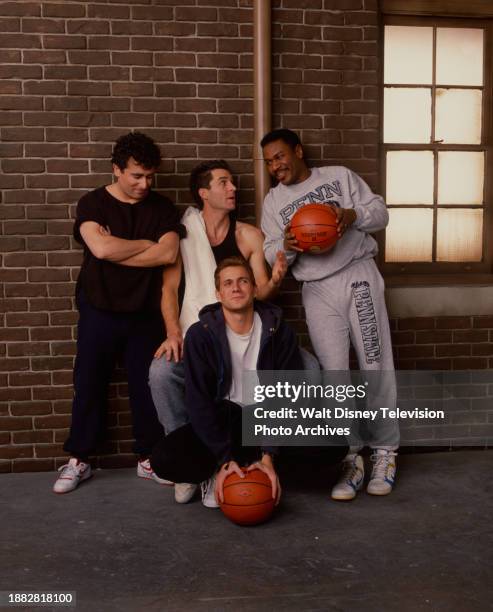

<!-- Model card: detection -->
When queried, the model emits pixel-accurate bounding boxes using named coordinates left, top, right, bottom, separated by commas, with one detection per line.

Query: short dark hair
left=214, top=256, right=255, bottom=290
left=260, top=128, right=301, bottom=150
left=190, top=160, right=233, bottom=209
left=111, top=132, right=161, bottom=171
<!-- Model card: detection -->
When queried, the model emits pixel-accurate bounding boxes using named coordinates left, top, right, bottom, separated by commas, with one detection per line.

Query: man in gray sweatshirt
left=260, top=128, right=398, bottom=501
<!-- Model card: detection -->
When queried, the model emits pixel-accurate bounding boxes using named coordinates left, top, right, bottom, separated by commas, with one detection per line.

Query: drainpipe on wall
left=253, top=0, right=271, bottom=227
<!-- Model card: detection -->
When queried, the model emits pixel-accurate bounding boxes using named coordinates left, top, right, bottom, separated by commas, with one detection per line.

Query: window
left=381, top=15, right=492, bottom=278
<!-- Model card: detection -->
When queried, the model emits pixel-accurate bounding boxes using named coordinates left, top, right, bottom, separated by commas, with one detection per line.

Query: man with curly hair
left=53, top=132, right=185, bottom=494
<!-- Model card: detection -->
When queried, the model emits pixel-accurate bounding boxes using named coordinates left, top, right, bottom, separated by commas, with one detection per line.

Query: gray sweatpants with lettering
left=302, top=258, right=399, bottom=451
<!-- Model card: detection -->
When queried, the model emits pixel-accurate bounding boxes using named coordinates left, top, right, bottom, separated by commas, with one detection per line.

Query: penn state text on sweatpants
left=302, top=259, right=398, bottom=451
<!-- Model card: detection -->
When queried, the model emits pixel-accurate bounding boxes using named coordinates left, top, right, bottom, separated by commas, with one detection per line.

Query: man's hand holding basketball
left=283, top=223, right=303, bottom=253
left=330, top=205, right=357, bottom=237
left=215, top=460, right=244, bottom=504
left=247, top=454, right=281, bottom=506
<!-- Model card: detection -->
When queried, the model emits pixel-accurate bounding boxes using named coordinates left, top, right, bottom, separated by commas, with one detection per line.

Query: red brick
left=471, top=343, right=493, bottom=356
left=30, top=297, right=72, bottom=311
left=11, top=402, right=52, bottom=416
left=9, top=372, right=51, bottom=386
left=473, top=316, right=493, bottom=328
left=0, top=96, right=43, bottom=111
left=33, top=386, right=73, bottom=401
left=22, top=18, right=64, bottom=33
left=23, top=50, right=65, bottom=65
left=45, top=65, right=87, bottom=80
left=130, top=5, right=173, bottom=20
left=30, top=328, right=73, bottom=342
left=89, top=66, right=129, bottom=81
left=89, top=36, right=130, bottom=51
left=4, top=253, right=45, bottom=269
left=12, top=459, right=54, bottom=472
left=0, top=269, right=26, bottom=283
left=34, top=415, right=71, bottom=429
left=176, top=38, right=216, bottom=52
left=110, top=17, right=152, bottom=33
left=88, top=97, right=130, bottom=112
left=111, top=51, right=153, bottom=66
left=25, top=111, right=68, bottom=127
left=452, top=357, right=489, bottom=370
left=436, top=317, right=472, bottom=330
left=0, top=328, right=29, bottom=342
left=0, top=236, right=26, bottom=252
left=88, top=5, right=129, bottom=19
left=0, top=416, right=32, bottom=431
left=436, top=344, right=471, bottom=357
left=0, top=446, right=34, bottom=460
left=44, top=3, right=86, bottom=18
left=13, top=431, right=52, bottom=444
left=131, top=37, right=173, bottom=51
left=0, top=32, right=41, bottom=47
left=176, top=6, right=217, bottom=20
left=0, top=206, right=25, bottom=219
left=0, top=357, right=30, bottom=372
left=68, top=20, right=109, bottom=35
left=453, top=330, right=488, bottom=343
left=68, top=50, right=111, bottom=65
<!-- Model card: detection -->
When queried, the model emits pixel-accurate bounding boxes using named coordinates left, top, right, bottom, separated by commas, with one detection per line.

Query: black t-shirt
left=74, top=186, right=185, bottom=313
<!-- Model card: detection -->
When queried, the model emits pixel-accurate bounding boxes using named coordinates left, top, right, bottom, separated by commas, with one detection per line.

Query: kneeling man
left=151, top=256, right=304, bottom=507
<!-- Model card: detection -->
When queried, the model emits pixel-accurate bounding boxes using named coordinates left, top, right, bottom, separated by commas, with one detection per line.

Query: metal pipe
left=253, top=0, right=272, bottom=226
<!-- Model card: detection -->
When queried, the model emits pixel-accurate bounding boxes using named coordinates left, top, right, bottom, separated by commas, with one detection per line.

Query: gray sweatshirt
left=261, top=166, right=389, bottom=282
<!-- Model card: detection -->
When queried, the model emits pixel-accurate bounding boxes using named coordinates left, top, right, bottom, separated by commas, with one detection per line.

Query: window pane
left=438, top=152, right=484, bottom=205
left=435, top=88, right=482, bottom=144
left=386, top=151, right=434, bottom=205
left=437, top=209, right=483, bottom=261
left=386, top=209, right=433, bottom=262
left=384, top=25, right=433, bottom=85
left=384, top=88, right=431, bottom=143
left=436, top=28, right=484, bottom=86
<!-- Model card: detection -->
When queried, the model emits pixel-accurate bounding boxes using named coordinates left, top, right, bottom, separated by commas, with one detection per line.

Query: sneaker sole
left=137, top=473, right=173, bottom=486
left=331, top=491, right=357, bottom=501
left=53, top=472, right=92, bottom=495
left=366, top=487, right=393, bottom=496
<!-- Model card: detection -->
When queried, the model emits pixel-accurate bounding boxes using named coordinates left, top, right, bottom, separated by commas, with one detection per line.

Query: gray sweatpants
left=302, top=258, right=398, bottom=451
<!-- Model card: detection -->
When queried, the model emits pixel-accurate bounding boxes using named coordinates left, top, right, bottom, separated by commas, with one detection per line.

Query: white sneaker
left=174, top=483, right=198, bottom=504
left=53, top=457, right=92, bottom=494
left=137, top=458, right=173, bottom=485
left=331, top=453, right=364, bottom=501
left=367, top=449, right=397, bottom=496
left=201, top=473, right=219, bottom=508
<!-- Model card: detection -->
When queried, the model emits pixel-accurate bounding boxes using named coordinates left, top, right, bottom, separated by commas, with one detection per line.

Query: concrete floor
left=0, top=450, right=492, bottom=612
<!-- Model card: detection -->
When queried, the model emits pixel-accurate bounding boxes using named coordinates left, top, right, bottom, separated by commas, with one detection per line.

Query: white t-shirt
left=225, top=312, right=262, bottom=406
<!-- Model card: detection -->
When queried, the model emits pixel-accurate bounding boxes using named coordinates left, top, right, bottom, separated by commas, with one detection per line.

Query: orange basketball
left=290, top=203, right=339, bottom=253
left=220, top=468, right=275, bottom=526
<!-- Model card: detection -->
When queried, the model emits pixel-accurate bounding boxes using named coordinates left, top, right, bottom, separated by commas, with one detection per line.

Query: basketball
left=290, top=203, right=339, bottom=253
left=220, top=468, right=275, bottom=526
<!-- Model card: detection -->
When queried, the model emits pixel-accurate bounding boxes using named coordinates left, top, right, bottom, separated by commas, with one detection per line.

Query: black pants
left=63, top=291, right=165, bottom=459
left=151, top=401, right=262, bottom=484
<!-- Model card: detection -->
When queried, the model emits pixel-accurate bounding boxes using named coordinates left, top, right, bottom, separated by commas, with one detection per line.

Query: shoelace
left=341, top=460, right=361, bottom=482
left=370, top=452, right=396, bottom=480
left=58, top=462, right=84, bottom=477
left=201, top=476, right=215, bottom=498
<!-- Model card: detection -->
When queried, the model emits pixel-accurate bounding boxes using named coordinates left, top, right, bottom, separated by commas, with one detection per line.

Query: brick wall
left=1, top=0, right=490, bottom=473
